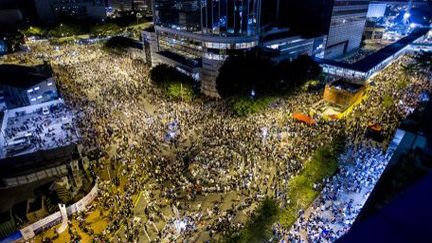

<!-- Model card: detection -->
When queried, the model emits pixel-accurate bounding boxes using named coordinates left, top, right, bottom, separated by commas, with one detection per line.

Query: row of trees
left=20, top=11, right=153, bottom=39
left=216, top=52, right=322, bottom=98
left=21, top=22, right=124, bottom=38
left=103, top=36, right=137, bottom=54
left=280, top=134, right=346, bottom=227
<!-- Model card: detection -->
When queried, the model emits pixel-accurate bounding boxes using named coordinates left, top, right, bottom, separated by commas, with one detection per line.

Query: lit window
left=27, top=89, right=33, bottom=93
left=30, top=98, right=36, bottom=101
left=34, top=86, right=40, bottom=91
left=37, top=96, right=42, bottom=99
left=47, top=82, right=53, bottom=86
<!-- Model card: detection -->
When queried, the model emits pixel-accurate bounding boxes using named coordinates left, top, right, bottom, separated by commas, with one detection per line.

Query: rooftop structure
left=317, top=27, right=431, bottom=81
left=261, top=28, right=327, bottom=61
left=323, top=79, right=367, bottom=112
left=364, top=20, right=386, bottom=40
left=0, top=99, right=79, bottom=160
left=0, top=64, right=80, bottom=187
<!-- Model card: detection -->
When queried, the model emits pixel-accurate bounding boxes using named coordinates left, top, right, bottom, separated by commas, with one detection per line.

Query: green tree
left=231, top=96, right=276, bottom=116
left=90, top=23, right=121, bottom=37
left=150, top=64, right=193, bottom=84
left=48, top=24, right=82, bottom=37
left=150, top=64, right=196, bottom=101
left=276, top=55, right=322, bottom=92
left=167, top=82, right=194, bottom=101
left=21, top=26, right=44, bottom=37
left=216, top=52, right=277, bottom=98
left=103, top=36, right=137, bottom=54
left=227, top=198, right=279, bottom=243
left=280, top=134, right=345, bottom=227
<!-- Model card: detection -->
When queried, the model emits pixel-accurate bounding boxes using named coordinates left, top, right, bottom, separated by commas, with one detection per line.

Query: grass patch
left=226, top=198, right=279, bottom=243
left=230, top=96, right=277, bottom=116
left=280, top=135, right=345, bottom=227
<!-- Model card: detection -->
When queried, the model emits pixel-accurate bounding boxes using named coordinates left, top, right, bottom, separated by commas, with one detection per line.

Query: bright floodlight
left=403, top=12, right=410, bottom=20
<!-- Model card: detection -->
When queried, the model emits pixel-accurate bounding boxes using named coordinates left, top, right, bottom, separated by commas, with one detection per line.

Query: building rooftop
left=0, top=99, right=79, bottom=160
left=354, top=28, right=429, bottom=72
left=329, top=79, right=365, bottom=93
left=315, top=28, right=430, bottom=73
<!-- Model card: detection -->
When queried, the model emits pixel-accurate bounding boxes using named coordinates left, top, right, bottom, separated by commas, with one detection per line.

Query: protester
left=1, top=41, right=430, bottom=242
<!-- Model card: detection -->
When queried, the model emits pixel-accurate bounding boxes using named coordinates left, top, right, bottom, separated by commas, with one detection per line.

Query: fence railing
left=19, top=182, right=98, bottom=240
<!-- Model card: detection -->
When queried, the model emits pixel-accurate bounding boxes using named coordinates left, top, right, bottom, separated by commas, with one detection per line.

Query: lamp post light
left=136, top=12, right=143, bottom=25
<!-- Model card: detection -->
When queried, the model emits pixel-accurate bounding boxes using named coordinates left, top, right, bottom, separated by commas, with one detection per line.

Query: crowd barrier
left=19, top=182, right=98, bottom=240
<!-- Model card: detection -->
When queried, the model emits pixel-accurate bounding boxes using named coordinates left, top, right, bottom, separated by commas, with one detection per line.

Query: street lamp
left=136, top=13, right=143, bottom=25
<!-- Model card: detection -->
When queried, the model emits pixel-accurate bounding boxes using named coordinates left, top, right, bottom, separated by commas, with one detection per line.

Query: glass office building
left=145, top=0, right=329, bottom=97
left=148, top=0, right=262, bottom=97
left=154, top=0, right=260, bottom=36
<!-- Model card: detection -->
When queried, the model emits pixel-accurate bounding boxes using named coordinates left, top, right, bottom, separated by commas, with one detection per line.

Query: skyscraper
left=325, top=0, right=370, bottom=59
left=148, top=0, right=262, bottom=97
left=144, top=0, right=334, bottom=97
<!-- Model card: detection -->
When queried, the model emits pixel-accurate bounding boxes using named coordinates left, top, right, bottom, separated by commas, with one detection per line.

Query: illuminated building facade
left=325, top=0, right=370, bottom=59
left=145, top=0, right=330, bottom=97
left=147, top=0, right=262, bottom=97
left=366, top=3, right=387, bottom=18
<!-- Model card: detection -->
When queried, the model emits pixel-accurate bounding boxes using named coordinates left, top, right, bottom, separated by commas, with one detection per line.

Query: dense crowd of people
left=278, top=144, right=394, bottom=242
left=273, top=53, right=432, bottom=242
left=1, top=40, right=431, bottom=242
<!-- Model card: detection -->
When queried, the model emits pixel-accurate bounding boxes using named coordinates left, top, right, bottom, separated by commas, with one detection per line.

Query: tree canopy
left=275, top=55, right=322, bottom=92
left=21, top=26, right=44, bottom=37
left=216, top=53, right=322, bottom=98
left=103, top=36, right=138, bottom=54
left=48, top=24, right=83, bottom=37
left=150, top=64, right=197, bottom=101
left=90, top=23, right=121, bottom=37
left=216, top=52, right=277, bottom=98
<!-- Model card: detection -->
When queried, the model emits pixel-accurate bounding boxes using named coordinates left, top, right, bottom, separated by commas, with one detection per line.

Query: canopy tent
left=292, top=113, right=316, bottom=125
